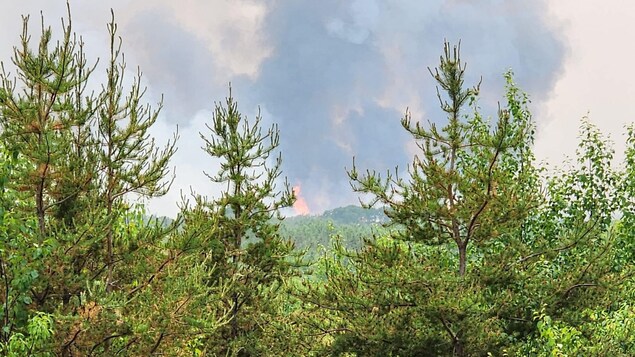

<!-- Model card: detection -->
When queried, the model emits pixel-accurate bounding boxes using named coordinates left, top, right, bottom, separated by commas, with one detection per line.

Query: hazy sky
left=0, top=1, right=630, bottom=217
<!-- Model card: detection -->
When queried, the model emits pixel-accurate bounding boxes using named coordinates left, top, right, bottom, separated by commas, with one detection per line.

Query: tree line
left=0, top=7, right=633, bottom=356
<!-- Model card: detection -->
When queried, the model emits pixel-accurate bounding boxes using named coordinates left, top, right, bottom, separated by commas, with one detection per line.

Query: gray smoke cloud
left=0, top=1, right=566, bottom=216
left=251, top=0, right=565, bottom=212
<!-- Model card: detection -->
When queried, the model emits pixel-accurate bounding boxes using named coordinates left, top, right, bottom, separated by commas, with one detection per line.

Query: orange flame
left=292, top=185, right=310, bottom=215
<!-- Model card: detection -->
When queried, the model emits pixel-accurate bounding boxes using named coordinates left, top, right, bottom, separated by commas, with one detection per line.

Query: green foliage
left=518, top=299, right=635, bottom=356
left=95, top=11, right=177, bottom=293
left=0, top=6, right=633, bottom=357
left=280, top=207, right=393, bottom=261
left=181, top=87, right=300, bottom=356
left=0, top=6, right=97, bottom=237
left=348, top=43, right=536, bottom=278
left=305, top=42, right=632, bottom=356
left=0, top=147, right=49, bottom=350
left=1, top=312, right=54, bottom=357
left=321, top=205, right=388, bottom=225
left=340, top=42, right=538, bottom=355
left=0, top=7, right=185, bottom=355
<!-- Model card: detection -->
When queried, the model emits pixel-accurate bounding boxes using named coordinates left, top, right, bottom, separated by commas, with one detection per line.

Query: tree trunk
left=231, top=292, right=239, bottom=339
left=36, top=182, right=46, bottom=236
left=453, top=337, right=465, bottom=357
left=458, top=243, right=467, bottom=277
left=230, top=198, right=243, bottom=340
left=456, top=244, right=467, bottom=355
left=105, top=170, right=114, bottom=292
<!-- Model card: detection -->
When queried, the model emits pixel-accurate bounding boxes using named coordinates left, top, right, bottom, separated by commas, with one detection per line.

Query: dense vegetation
left=0, top=8, right=633, bottom=357
left=280, top=206, right=390, bottom=258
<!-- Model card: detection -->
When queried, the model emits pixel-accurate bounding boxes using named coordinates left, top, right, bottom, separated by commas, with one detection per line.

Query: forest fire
left=292, top=185, right=310, bottom=215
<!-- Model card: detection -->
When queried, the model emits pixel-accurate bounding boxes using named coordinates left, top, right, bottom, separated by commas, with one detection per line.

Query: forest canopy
left=0, top=6, right=633, bottom=357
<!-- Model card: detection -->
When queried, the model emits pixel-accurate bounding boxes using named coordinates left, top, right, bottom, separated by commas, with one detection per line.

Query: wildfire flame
left=292, top=185, right=310, bottom=215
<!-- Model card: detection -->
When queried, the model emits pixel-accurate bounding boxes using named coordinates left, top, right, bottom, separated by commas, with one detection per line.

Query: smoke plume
left=0, top=1, right=566, bottom=216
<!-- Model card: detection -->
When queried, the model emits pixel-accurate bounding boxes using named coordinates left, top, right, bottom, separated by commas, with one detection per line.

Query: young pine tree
left=0, top=9, right=97, bottom=238
left=0, top=7, right=103, bottom=317
left=95, top=11, right=178, bottom=292
left=343, top=42, right=539, bottom=355
left=0, top=8, right=182, bottom=355
left=192, top=88, right=297, bottom=356
left=349, top=42, right=536, bottom=279
left=309, top=42, right=625, bottom=357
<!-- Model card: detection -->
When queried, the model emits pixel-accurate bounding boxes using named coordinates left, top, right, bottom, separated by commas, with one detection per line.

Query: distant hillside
left=280, top=205, right=392, bottom=258
left=321, top=205, right=388, bottom=224
left=143, top=206, right=390, bottom=258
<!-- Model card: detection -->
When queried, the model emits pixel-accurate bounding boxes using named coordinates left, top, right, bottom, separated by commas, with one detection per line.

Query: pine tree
left=95, top=11, right=177, bottom=292
left=0, top=8, right=183, bottom=354
left=340, top=42, right=540, bottom=355
left=301, top=42, right=627, bottom=356
left=349, top=42, right=536, bottom=279
left=0, top=6, right=103, bottom=315
left=0, top=6, right=105, bottom=353
left=192, top=87, right=297, bottom=355
left=0, top=7, right=96, bottom=238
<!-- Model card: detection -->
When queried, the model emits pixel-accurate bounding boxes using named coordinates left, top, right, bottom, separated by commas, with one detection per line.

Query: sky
left=0, top=1, right=632, bottom=218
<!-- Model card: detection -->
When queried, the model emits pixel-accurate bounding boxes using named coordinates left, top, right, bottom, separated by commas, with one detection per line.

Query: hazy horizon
left=1, top=1, right=632, bottom=217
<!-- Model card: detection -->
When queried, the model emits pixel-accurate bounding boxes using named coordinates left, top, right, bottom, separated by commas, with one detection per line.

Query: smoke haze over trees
left=0, top=1, right=565, bottom=216
left=2, top=4, right=634, bottom=357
